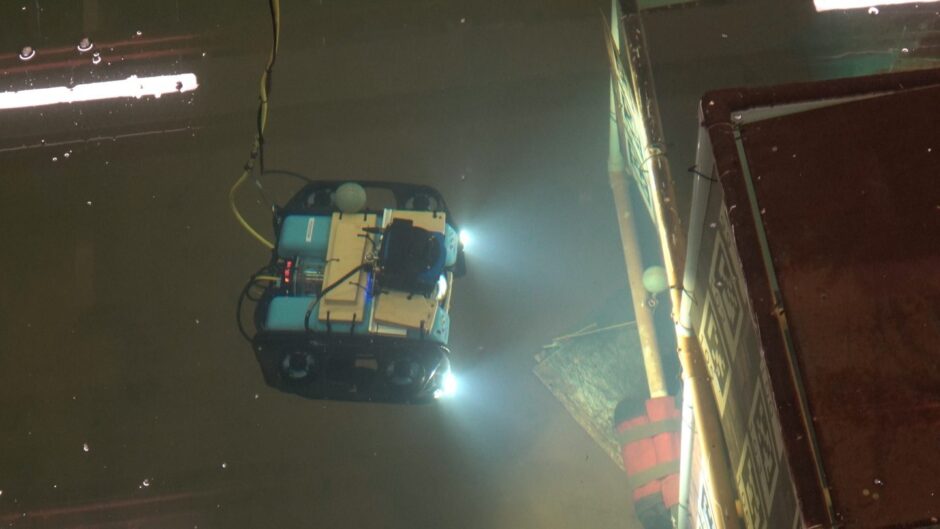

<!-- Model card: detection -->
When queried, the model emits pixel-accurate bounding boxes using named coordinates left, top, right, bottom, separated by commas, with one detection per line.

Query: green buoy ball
left=642, top=265, right=668, bottom=294
left=335, top=182, right=367, bottom=213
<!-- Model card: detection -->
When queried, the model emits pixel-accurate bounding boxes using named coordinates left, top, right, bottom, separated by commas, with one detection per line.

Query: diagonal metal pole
left=608, top=81, right=668, bottom=399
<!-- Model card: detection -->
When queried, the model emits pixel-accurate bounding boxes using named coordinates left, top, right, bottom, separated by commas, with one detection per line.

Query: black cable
left=261, top=169, right=315, bottom=184
left=257, top=118, right=267, bottom=175
left=688, top=165, right=719, bottom=183
left=267, top=0, right=279, bottom=81
left=249, top=170, right=317, bottom=213
left=303, top=263, right=373, bottom=334
left=357, top=233, right=378, bottom=251
left=236, top=264, right=278, bottom=343
left=236, top=281, right=254, bottom=342
left=246, top=278, right=273, bottom=302
left=257, top=0, right=281, bottom=174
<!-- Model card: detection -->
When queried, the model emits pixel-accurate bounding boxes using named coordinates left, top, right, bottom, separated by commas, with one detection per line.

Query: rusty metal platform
left=695, top=67, right=940, bottom=528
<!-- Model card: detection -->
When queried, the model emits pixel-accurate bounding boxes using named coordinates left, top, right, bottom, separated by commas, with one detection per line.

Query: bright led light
left=458, top=229, right=471, bottom=248
left=442, top=371, right=457, bottom=395
left=813, top=0, right=939, bottom=12
left=434, top=370, right=458, bottom=399
left=436, top=274, right=448, bottom=301
left=0, top=73, right=198, bottom=111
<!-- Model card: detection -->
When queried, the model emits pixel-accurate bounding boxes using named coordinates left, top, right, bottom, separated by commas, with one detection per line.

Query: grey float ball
left=642, top=265, right=669, bottom=294
left=335, top=182, right=367, bottom=213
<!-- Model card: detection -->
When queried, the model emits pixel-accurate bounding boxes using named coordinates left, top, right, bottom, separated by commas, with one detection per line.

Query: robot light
left=433, top=370, right=458, bottom=399
left=459, top=229, right=471, bottom=249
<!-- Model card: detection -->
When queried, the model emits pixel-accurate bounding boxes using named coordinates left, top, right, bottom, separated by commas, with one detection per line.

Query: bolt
left=19, top=46, right=35, bottom=61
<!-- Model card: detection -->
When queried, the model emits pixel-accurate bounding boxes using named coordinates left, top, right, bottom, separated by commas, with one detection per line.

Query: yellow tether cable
left=229, top=0, right=281, bottom=250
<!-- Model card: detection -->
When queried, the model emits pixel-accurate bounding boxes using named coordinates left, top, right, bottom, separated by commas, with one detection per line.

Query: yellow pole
left=608, top=83, right=668, bottom=399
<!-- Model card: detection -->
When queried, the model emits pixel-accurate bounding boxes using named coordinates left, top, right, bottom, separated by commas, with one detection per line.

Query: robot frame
left=238, top=180, right=466, bottom=404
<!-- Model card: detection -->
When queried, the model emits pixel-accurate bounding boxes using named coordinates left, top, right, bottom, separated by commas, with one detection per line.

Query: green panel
left=533, top=326, right=650, bottom=468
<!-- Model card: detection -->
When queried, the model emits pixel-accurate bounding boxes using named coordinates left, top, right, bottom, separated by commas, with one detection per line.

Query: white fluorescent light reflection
left=0, top=73, right=198, bottom=111
left=814, top=0, right=939, bottom=12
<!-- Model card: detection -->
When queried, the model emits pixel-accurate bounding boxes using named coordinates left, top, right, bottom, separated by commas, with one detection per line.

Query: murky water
left=1, top=1, right=937, bottom=528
